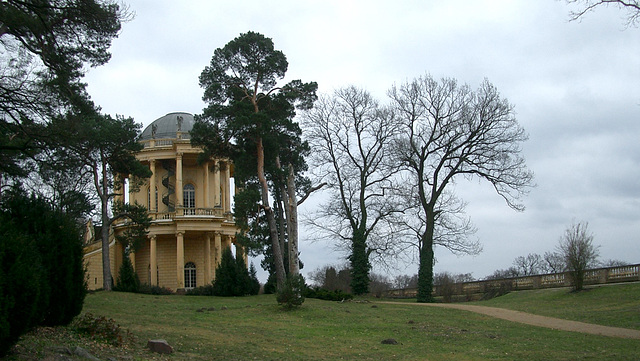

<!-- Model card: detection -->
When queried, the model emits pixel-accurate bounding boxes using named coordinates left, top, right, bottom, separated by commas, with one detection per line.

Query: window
left=184, top=262, right=196, bottom=289
left=183, top=184, right=195, bottom=215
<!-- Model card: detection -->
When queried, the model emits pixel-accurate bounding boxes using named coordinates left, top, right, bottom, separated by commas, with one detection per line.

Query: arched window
left=183, top=184, right=195, bottom=215
left=184, top=262, right=196, bottom=289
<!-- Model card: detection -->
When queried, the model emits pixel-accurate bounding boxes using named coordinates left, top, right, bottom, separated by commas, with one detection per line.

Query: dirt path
left=377, top=301, right=640, bottom=339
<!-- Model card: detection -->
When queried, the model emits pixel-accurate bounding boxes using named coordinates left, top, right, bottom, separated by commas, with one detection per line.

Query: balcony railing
left=148, top=208, right=233, bottom=221
left=140, top=133, right=191, bottom=149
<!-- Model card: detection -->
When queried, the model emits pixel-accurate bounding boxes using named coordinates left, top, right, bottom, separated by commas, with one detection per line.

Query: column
left=205, top=233, right=212, bottom=284
left=213, top=160, right=220, bottom=207
left=149, top=160, right=156, bottom=214
left=235, top=243, right=248, bottom=269
left=222, top=235, right=231, bottom=252
left=114, top=173, right=124, bottom=204
left=129, top=251, right=136, bottom=272
left=213, top=232, right=222, bottom=280
left=128, top=174, right=134, bottom=205
left=222, top=162, right=231, bottom=212
left=204, top=162, right=210, bottom=208
left=176, top=153, right=183, bottom=209
left=176, top=231, right=184, bottom=290
left=150, top=235, right=157, bottom=285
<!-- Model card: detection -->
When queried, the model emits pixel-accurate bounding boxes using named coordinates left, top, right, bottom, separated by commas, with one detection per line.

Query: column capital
left=176, top=231, right=184, bottom=237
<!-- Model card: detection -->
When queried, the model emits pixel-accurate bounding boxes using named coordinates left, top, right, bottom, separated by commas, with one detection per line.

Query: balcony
left=148, top=207, right=233, bottom=222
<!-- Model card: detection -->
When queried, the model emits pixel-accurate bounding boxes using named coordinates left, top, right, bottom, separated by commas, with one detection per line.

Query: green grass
left=7, top=285, right=640, bottom=360
left=471, top=282, right=640, bottom=330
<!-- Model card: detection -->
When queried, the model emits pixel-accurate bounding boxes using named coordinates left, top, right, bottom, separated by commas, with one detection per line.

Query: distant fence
left=384, top=264, right=640, bottom=299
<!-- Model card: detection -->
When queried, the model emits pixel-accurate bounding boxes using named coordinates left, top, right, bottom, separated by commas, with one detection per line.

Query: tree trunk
left=417, top=212, right=436, bottom=302
left=100, top=194, right=113, bottom=291
left=286, top=164, right=299, bottom=276
left=275, top=194, right=287, bottom=267
left=256, top=137, right=286, bottom=290
left=350, top=227, right=370, bottom=295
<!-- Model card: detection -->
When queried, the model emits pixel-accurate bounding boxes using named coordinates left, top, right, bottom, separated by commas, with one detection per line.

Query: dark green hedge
left=0, top=191, right=86, bottom=356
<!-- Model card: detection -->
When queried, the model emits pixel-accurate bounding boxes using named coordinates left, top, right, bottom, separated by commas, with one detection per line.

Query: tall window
left=184, top=262, right=196, bottom=289
left=184, top=184, right=195, bottom=215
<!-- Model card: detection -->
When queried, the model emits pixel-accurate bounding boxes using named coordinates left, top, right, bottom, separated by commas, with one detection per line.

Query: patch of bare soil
left=378, top=301, right=640, bottom=339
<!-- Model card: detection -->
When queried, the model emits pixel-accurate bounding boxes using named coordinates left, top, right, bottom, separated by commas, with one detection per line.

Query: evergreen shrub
left=305, top=287, right=354, bottom=302
left=277, top=274, right=306, bottom=309
left=0, top=191, right=86, bottom=356
left=0, top=226, right=46, bottom=356
left=263, top=273, right=277, bottom=294
left=212, top=248, right=260, bottom=296
left=137, top=284, right=173, bottom=295
left=186, top=285, right=215, bottom=296
left=114, top=254, right=140, bottom=293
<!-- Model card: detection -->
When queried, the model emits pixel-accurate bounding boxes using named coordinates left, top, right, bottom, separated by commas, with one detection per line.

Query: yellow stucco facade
left=83, top=112, right=244, bottom=292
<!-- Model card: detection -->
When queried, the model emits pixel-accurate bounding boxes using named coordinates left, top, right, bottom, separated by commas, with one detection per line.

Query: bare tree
left=485, top=267, right=519, bottom=280
left=566, top=0, right=640, bottom=26
left=393, top=274, right=419, bottom=289
left=513, top=253, right=544, bottom=276
left=602, top=259, right=630, bottom=267
left=542, top=251, right=566, bottom=274
left=302, top=86, right=404, bottom=294
left=389, top=75, right=534, bottom=302
left=558, top=221, right=600, bottom=291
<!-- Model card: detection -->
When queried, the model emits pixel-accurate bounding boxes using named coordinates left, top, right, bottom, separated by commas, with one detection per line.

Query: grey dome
left=140, top=112, right=195, bottom=140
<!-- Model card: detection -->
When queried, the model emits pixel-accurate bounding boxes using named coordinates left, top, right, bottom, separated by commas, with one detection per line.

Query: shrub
left=114, top=253, right=140, bottom=293
left=137, top=284, right=173, bottom=295
left=0, top=226, right=47, bottom=356
left=305, top=287, right=354, bottom=302
left=434, top=272, right=455, bottom=303
left=212, top=248, right=257, bottom=297
left=72, top=313, right=133, bottom=346
left=263, top=273, right=277, bottom=294
left=558, top=221, right=600, bottom=291
left=0, top=190, right=86, bottom=356
left=248, top=263, right=261, bottom=295
left=277, top=274, right=306, bottom=310
left=186, top=285, right=215, bottom=296
left=9, top=193, right=87, bottom=326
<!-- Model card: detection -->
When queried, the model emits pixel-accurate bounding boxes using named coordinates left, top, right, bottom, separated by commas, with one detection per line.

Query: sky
left=85, top=0, right=640, bottom=282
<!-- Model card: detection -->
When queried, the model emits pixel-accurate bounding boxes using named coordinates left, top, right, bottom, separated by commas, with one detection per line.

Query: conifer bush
left=212, top=248, right=260, bottom=296
left=0, top=190, right=86, bottom=356
left=0, top=226, right=47, bottom=356
left=114, top=253, right=140, bottom=293
left=277, top=274, right=306, bottom=309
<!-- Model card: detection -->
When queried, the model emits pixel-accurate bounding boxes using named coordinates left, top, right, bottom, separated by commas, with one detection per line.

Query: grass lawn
left=471, top=282, right=640, bottom=330
left=7, top=287, right=640, bottom=361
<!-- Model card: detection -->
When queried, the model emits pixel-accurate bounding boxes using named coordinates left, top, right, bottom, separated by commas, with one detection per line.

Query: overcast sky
left=85, top=0, right=640, bottom=282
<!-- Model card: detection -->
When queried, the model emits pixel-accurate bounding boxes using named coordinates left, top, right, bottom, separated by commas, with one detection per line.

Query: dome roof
left=140, top=112, right=195, bottom=140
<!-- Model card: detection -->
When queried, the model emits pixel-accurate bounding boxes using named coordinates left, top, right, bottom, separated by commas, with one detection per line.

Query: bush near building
left=0, top=191, right=86, bottom=356
left=211, top=248, right=260, bottom=297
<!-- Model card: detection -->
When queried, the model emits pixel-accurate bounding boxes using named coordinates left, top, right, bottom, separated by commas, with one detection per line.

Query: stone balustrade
left=384, top=264, right=640, bottom=299
left=146, top=208, right=233, bottom=221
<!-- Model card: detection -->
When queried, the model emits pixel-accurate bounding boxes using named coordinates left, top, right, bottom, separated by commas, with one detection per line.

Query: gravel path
left=377, top=301, right=640, bottom=339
